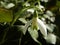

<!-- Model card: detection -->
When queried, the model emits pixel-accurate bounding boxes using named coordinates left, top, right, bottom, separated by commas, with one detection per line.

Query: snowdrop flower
left=5, top=3, right=15, bottom=9
left=45, top=33, right=56, bottom=44
left=38, top=5, right=44, bottom=9
left=22, top=9, right=47, bottom=36
left=22, top=20, right=32, bottom=35
left=22, top=16, right=47, bottom=36
left=50, top=17, right=55, bottom=22
left=46, top=10, right=53, bottom=16
left=37, top=18, right=47, bottom=37
left=31, top=17, right=47, bottom=37
left=39, top=5, right=45, bottom=10
left=26, top=17, right=47, bottom=43
left=28, top=27, right=39, bottom=43
left=24, top=2, right=30, bottom=6
left=19, top=18, right=27, bottom=23
left=27, top=9, right=34, bottom=14
left=36, top=5, right=45, bottom=11
left=46, top=24, right=56, bottom=32
left=0, top=1, right=15, bottom=9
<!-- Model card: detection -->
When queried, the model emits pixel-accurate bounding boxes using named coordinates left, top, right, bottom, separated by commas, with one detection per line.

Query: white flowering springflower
left=0, top=1, right=15, bottom=9
left=46, top=24, right=56, bottom=32
left=46, top=24, right=53, bottom=32
left=24, top=2, right=30, bottom=6
left=45, top=33, right=56, bottom=44
left=46, top=10, right=53, bottom=16
left=22, top=14, right=47, bottom=36
left=37, top=18, right=47, bottom=37
left=50, top=17, right=55, bottom=22
left=28, top=27, right=39, bottom=43
left=27, top=9, right=34, bottom=14
left=41, top=17, right=46, bottom=23
left=19, top=18, right=27, bottom=24
left=5, top=3, right=15, bottom=9
left=22, top=20, right=32, bottom=35
left=39, top=5, right=44, bottom=9
left=23, top=16, right=47, bottom=36
left=36, top=5, right=45, bottom=11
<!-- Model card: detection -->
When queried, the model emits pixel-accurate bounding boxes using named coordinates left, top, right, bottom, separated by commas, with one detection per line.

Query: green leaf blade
left=0, top=8, right=13, bottom=22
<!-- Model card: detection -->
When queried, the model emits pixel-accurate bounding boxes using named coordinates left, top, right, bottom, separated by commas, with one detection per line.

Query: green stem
left=0, top=27, right=9, bottom=45
left=37, top=0, right=40, bottom=6
left=19, top=32, right=23, bottom=45
left=11, top=7, right=29, bottom=26
left=34, top=10, right=38, bottom=18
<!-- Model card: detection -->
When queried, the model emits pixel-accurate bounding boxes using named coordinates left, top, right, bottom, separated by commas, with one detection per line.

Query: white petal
left=37, top=18, right=47, bottom=37
left=5, top=3, right=15, bottom=9
left=40, top=5, right=44, bottom=9
left=28, top=27, right=40, bottom=43
left=46, top=10, right=53, bottom=16
left=41, top=18, right=45, bottom=21
left=45, top=33, right=56, bottom=44
left=19, top=18, right=27, bottom=23
left=23, top=20, right=32, bottom=34
left=46, top=24, right=56, bottom=32
left=24, top=2, right=30, bottom=6
left=36, top=5, right=45, bottom=11
left=50, top=17, right=55, bottom=22
left=27, top=9, right=34, bottom=14
left=28, top=27, right=38, bottom=39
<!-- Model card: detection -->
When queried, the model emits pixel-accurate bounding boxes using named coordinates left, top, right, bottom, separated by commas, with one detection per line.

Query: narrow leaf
left=0, top=8, right=13, bottom=22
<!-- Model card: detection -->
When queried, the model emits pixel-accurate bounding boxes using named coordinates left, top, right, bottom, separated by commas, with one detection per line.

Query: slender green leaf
left=0, top=8, right=13, bottom=22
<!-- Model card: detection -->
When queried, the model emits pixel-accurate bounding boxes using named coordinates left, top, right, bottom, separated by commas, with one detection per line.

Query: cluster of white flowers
left=23, top=15, right=56, bottom=44
left=15, top=0, right=56, bottom=44
left=22, top=7, right=56, bottom=44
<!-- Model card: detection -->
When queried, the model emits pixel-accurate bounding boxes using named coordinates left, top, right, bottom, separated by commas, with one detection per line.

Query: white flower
left=46, top=24, right=56, bottom=32
left=0, top=1, right=15, bottom=9
left=24, top=2, right=30, bottom=6
left=37, top=18, right=47, bottom=37
left=23, top=17, right=47, bottom=37
left=46, top=10, right=53, bottom=16
left=27, top=9, right=34, bottom=14
left=19, top=18, right=27, bottom=24
left=5, top=3, right=15, bottom=9
left=36, top=5, right=45, bottom=11
left=45, top=33, right=56, bottom=44
left=40, top=5, right=44, bottom=9
left=22, top=20, right=32, bottom=34
left=28, top=27, right=39, bottom=43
